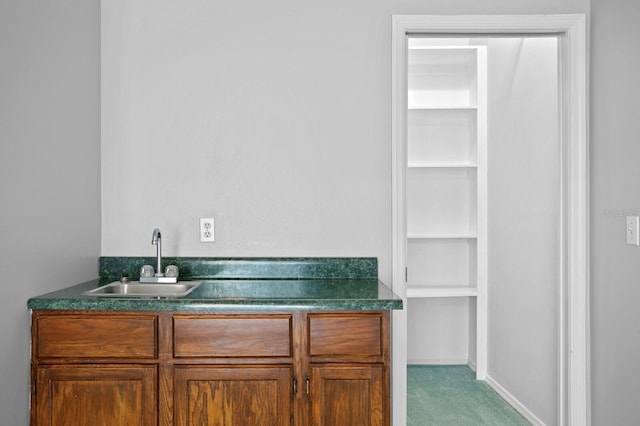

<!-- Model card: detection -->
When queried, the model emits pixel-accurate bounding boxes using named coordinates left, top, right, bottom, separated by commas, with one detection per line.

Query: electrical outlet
left=200, top=218, right=215, bottom=243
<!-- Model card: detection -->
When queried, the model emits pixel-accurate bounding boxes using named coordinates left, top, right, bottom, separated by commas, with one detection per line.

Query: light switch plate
left=626, top=216, right=639, bottom=245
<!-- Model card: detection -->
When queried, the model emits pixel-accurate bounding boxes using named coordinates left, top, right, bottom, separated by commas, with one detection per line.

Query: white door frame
left=391, top=15, right=588, bottom=426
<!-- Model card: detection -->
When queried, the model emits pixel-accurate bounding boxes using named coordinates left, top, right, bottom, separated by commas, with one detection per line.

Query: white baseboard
left=484, top=374, right=546, bottom=426
left=468, top=359, right=477, bottom=372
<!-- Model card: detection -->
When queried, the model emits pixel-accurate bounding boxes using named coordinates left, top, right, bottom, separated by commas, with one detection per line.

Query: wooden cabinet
left=305, top=313, right=389, bottom=426
left=31, top=312, right=158, bottom=425
left=171, top=314, right=294, bottom=426
left=31, top=310, right=390, bottom=426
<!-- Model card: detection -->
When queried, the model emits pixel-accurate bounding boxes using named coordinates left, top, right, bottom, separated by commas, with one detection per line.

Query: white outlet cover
left=200, top=218, right=215, bottom=243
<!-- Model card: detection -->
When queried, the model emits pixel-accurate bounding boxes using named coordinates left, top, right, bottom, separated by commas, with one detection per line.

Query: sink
left=83, top=281, right=201, bottom=298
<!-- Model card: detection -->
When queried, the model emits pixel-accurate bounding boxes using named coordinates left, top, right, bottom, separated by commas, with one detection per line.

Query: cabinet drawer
left=308, top=313, right=382, bottom=357
left=35, top=314, right=157, bottom=359
left=173, top=315, right=292, bottom=358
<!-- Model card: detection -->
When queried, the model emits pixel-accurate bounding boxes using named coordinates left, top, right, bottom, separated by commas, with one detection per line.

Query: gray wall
left=487, top=37, right=559, bottom=425
left=17, top=0, right=640, bottom=424
left=101, top=2, right=585, bottom=424
left=591, top=0, right=640, bottom=424
left=101, top=0, right=587, bottom=288
left=0, top=0, right=101, bottom=424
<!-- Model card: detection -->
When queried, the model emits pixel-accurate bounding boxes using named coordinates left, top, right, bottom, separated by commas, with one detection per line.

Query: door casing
left=391, top=14, right=588, bottom=426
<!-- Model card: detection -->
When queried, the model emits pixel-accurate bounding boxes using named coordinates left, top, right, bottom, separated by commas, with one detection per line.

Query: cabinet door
left=35, top=364, right=157, bottom=426
left=174, top=366, right=292, bottom=426
left=309, top=364, right=384, bottom=426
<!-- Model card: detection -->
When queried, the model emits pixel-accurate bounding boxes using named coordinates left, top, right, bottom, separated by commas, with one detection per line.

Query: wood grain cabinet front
left=309, top=364, right=384, bottom=426
left=305, top=312, right=389, bottom=426
left=35, top=364, right=157, bottom=426
left=31, top=310, right=390, bottom=426
left=308, top=313, right=383, bottom=357
left=173, top=314, right=292, bottom=358
left=35, top=313, right=157, bottom=359
left=173, top=366, right=292, bottom=426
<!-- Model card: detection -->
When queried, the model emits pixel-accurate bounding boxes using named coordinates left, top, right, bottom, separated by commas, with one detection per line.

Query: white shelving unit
left=405, top=42, right=487, bottom=375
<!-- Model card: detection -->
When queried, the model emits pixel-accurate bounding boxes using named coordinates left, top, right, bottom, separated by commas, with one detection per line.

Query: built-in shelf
left=407, top=108, right=477, bottom=165
left=402, top=42, right=487, bottom=373
left=407, top=287, right=478, bottom=298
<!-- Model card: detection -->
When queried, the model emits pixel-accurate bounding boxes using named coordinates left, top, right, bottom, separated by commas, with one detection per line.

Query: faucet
left=140, top=227, right=177, bottom=283
left=152, top=228, right=163, bottom=277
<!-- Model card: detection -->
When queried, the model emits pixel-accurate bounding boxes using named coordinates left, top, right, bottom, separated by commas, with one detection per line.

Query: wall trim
left=392, top=14, right=589, bottom=426
left=485, top=374, right=547, bottom=426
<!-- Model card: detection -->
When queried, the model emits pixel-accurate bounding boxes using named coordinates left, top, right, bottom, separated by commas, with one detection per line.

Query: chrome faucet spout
left=140, top=228, right=176, bottom=283
left=152, top=228, right=163, bottom=277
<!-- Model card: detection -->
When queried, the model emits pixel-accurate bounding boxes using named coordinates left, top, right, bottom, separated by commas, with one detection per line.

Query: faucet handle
left=140, top=265, right=155, bottom=278
left=165, top=265, right=179, bottom=278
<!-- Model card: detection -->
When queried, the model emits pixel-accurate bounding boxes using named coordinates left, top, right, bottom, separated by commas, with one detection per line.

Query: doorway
left=391, top=15, right=588, bottom=426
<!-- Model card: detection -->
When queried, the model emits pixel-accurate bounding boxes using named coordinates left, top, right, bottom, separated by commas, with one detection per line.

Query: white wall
left=591, top=0, right=640, bottom=424
left=0, top=0, right=101, bottom=424
left=487, top=37, right=559, bottom=425
left=101, top=0, right=393, bottom=279
left=101, top=4, right=586, bottom=426
left=101, top=0, right=587, bottom=286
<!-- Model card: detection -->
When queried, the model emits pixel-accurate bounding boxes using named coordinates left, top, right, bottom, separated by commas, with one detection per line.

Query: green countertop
left=27, top=257, right=403, bottom=312
left=27, top=278, right=402, bottom=311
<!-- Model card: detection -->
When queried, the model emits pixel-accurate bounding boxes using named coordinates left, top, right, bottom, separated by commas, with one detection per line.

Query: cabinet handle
left=305, top=375, right=310, bottom=396
left=293, top=376, right=298, bottom=395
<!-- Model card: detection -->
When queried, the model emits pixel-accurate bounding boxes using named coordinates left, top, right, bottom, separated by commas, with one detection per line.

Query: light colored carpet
left=407, top=365, right=531, bottom=426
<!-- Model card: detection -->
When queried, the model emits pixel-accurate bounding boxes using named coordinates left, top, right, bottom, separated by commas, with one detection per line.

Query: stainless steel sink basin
left=83, top=281, right=201, bottom=298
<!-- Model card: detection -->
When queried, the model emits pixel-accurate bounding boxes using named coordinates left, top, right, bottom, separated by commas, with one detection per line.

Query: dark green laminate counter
left=27, top=278, right=402, bottom=311
left=27, top=257, right=403, bottom=311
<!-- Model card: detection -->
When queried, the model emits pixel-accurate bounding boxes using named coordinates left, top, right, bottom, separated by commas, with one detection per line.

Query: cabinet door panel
left=310, top=365, right=384, bottom=426
left=174, top=366, right=292, bottom=426
left=36, top=365, right=157, bottom=426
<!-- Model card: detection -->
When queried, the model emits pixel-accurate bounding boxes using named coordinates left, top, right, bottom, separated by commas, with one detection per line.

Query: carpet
left=407, top=365, right=531, bottom=425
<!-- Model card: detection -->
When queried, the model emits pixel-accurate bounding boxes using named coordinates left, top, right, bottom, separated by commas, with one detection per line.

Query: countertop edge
left=27, top=299, right=403, bottom=312
left=27, top=278, right=404, bottom=311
